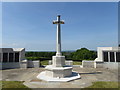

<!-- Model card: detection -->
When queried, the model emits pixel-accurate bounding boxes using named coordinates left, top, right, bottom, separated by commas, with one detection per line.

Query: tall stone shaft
left=53, top=15, right=64, bottom=56
left=56, top=15, right=61, bottom=56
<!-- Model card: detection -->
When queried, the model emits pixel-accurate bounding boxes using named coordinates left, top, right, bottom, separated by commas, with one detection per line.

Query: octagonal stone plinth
left=37, top=65, right=80, bottom=82
left=45, top=65, right=72, bottom=78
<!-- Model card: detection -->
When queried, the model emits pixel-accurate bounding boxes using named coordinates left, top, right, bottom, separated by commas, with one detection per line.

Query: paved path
left=1, top=67, right=118, bottom=88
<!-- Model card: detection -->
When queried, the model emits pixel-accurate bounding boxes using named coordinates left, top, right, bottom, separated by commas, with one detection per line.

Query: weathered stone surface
left=52, top=56, right=65, bottom=67
left=82, top=60, right=95, bottom=68
left=27, top=60, right=40, bottom=68
left=45, top=65, right=72, bottom=78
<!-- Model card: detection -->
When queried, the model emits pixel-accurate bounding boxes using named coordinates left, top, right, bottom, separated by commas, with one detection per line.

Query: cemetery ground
left=0, top=64, right=119, bottom=89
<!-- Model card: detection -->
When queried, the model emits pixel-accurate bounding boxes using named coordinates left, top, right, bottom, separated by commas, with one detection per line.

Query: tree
left=72, top=48, right=97, bottom=60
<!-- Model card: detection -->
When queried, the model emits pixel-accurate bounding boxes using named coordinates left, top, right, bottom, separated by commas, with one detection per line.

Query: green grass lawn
left=40, top=60, right=82, bottom=65
left=73, top=61, right=82, bottom=65
left=0, top=81, right=31, bottom=89
left=40, top=60, right=49, bottom=65
left=0, top=80, right=119, bottom=89
left=84, top=81, right=119, bottom=89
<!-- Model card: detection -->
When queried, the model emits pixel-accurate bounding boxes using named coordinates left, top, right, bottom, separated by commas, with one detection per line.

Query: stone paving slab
left=0, top=67, right=118, bottom=88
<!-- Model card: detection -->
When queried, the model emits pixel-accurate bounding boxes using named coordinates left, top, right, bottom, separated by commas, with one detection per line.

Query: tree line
left=25, top=48, right=97, bottom=61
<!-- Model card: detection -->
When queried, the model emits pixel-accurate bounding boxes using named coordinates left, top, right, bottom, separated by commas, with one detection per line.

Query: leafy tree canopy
left=72, top=48, right=97, bottom=60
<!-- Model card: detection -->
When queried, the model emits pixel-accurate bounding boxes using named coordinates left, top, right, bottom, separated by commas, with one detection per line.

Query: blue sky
left=2, top=2, right=118, bottom=51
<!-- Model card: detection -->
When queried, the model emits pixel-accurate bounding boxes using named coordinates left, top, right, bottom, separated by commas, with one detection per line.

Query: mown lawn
left=40, top=60, right=49, bottom=65
left=73, top=61, right=82, bottom=65
left=0, top=81, right=31, bottom=89
left=0, top=80, right=119, bottom=89
left=84, top=81, right=120, bottom=89
left=40, top=60, right=82, bottom=66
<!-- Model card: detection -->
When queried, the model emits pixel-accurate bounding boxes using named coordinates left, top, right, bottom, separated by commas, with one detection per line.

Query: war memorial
left=0, top=15, right=119, bottom=70
left=0, top=15, right=119, bottom=88
left=37, top=15, right=80, bottom=82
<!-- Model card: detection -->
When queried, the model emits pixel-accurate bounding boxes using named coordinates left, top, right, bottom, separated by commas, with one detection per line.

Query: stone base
left=37, top=65, right=80, bottom=82
left=52, top=56, right=65, bottom=67
left=45, top=65, right=72, bottom=78
left=37, top=71, right=80, bottom=82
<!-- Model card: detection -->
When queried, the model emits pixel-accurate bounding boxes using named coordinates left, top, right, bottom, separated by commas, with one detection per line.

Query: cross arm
left=53, top=20, right=65, bottom=24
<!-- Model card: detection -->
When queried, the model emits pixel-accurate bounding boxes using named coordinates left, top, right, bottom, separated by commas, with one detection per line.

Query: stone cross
left=37, top=15, right=80, bottom=82
left=53, top=15, right=64, bottom=56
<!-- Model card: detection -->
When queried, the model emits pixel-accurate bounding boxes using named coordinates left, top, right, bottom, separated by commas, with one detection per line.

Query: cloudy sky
left=2, top=2, right=118, bottom=51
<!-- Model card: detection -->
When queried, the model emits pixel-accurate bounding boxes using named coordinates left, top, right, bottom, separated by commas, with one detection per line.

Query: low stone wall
left=95, top=61, right=119, bottom=69
left=0, top=62, right=21, bottom=69
left=95, top=61, right=103, bottom=68
left=102, top=62, right=119, bottom=70
left=65, top=61, right=73, bottom=66
left=27, top=60, right=40, bottom=68
left=0, top=60, right=40, bottom=69
left=82, top=60, right=119, bottom=70
left=20, top=60, right=28, bottom=69
left=1, top=60, right=118, bottom=70
left=82, top=60, right=95, bottom=68
left=49, top=60, right=73, bottom=66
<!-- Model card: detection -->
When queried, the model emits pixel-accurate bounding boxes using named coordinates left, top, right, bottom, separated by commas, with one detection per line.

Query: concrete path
left=0, top=67, right=118, bottom=88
